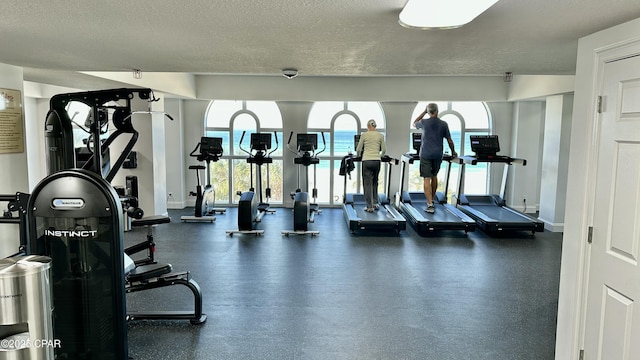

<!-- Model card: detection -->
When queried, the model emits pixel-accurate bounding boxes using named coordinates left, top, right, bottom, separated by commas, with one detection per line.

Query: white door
left=583, top=54, right=640, bottom=359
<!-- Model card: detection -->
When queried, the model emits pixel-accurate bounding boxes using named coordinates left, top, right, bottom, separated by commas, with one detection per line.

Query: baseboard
left=167, top=200, right=186, bottom=209
left=538, top=217, right=564, bottom=233
left=509, top=204, right=537, bottom=214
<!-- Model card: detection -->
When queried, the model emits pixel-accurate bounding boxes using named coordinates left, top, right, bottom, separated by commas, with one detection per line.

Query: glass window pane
left=307, top=160, right=330, bottom=204
left=452, top=102, right=489, bottom=129
left=233, top=114, right=256, bottom=155
left=309, top=102, right=344, bottom=129
left=463, top=163, right=488, bottom=195
left=264, top=159, right=283, bottom=204
left=463, top=132, right=489, bottom=194
left=410, top=101, right=450, bottom=122
left=348, top=102, right=385, bottom=129
left=209, top=159, right=229, bottom=202
left=206, top=100, right=242, bottom=128
left=232, top=159, right=251, bottom=204
left=205, top=100, right=283, bottom=206
left=441, top=113, right=461, bottom=157
left=333, top=114, right=358, bottom=156
left=268, top=132, right=283, bottom=157
left=408, top=162, right=423, bottom=192
left=333, top=159, right=359, bottom=204
left=204, top=130, right=230, bottom=156
left=247, top=101, right=282, bottom=128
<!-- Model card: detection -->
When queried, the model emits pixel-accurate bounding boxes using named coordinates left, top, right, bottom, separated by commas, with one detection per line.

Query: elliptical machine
left=282, top=132, right=326, bottom=236
left=181, top=137, right=226, bottom=222
left=226, top=131, right=278, bottom=236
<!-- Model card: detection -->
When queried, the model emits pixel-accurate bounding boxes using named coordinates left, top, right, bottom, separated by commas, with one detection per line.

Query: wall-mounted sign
left=0, top=88, right=24, bottom=154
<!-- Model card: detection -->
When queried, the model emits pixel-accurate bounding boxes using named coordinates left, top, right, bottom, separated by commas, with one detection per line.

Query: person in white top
left=356, top=119, right=387, bottom=213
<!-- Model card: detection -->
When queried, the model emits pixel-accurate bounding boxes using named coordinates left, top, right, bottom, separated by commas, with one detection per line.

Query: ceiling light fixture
left=399, top=0, right=499, bottom=29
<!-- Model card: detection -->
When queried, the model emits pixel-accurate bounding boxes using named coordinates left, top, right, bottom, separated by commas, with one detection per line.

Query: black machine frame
left=181, top=136, right=226, bottom=222
left=226, top=131, right=279, bottom=236
left=282, top=132, right=326, bottom=236
left=342, top=135, right=406, bottom=234
left=455, top=135, right=544, bottom=235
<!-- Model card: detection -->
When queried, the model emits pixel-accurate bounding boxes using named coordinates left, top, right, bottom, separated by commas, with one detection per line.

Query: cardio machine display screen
left=200, top=137, right=223, bottom=154
left=470, top=135, right=500, bottom=156
left=412, top=132, right=421, bottom=151
left=296, top=134, right=317, bottom=152
left=250, top=133, right=272, bottom=151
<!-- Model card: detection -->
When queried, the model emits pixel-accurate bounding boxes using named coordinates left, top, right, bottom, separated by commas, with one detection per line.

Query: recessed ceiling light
left=399, top=0, right=499, bottom=29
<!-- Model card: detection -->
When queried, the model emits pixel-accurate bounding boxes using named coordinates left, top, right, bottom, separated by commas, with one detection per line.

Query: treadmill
left=342, top=135, right=406, bottom=234
left=397, top=133, right=476, bottom=234
left=456, top=135, right=544, bottom=235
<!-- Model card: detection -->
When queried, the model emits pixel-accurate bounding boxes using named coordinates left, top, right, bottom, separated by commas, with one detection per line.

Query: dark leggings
left=362, top=160, right=381, bottom=209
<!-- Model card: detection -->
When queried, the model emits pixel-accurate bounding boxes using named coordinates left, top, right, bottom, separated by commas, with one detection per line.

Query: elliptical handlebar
left=189, top=142, right=202, bottom=157
left=286, top=131, right=299, bottom=155
left=238, top=131, right=251, bottom=156
left=316, top=132, right=327, bottom=156
left=267, top=131, right=279, bottom=157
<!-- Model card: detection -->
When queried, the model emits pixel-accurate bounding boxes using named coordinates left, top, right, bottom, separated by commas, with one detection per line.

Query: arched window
left=409, top=101, right=491, bottom=200
left=308, top=101, right=385, bottom=205
left=205, top=100, right=283, bottom=204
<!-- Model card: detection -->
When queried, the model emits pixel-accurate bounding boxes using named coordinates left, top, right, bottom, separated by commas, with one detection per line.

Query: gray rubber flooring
left=125, top=207, right=561, bottom=360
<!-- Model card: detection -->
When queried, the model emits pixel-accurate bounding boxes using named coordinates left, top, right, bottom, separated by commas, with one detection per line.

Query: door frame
left=556, top=19, right=640, bottom=360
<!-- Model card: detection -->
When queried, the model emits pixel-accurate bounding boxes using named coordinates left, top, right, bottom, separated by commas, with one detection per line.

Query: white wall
left=0, top=63, right=27, bottom=257
left=180, top=100, right=210, bottom=207
left=164, top=98, right=186, bottom=209
left=195, top=75, right=509, bottom=102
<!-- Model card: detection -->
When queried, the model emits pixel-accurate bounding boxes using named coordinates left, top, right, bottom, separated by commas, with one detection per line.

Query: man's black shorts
left=419, top=158, right=442, bottom=178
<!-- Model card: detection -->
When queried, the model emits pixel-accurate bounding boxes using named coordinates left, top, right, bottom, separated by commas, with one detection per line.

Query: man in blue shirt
left=413, top=103, right=457, bottom=213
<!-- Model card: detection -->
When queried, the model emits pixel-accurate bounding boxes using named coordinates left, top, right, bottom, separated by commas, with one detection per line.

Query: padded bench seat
left=131, top=215, right=171, bottom=227
left=127, top=263, right=172, bottom=282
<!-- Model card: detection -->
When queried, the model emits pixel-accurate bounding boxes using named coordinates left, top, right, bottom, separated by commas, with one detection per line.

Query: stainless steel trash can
left=0, top=255, right=54, bottom=360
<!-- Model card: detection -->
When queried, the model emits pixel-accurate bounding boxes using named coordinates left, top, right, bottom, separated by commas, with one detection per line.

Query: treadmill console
left=470, top=135, right=500, bottom=157
left=412, top=132, right=421, bottom=153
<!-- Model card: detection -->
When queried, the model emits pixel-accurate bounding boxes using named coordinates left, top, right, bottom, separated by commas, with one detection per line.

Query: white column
left=538, top=94, right=573, bottom=232
left=111, top=93, right=168, bottom=217
left=507, top=101, right=544, bottom=211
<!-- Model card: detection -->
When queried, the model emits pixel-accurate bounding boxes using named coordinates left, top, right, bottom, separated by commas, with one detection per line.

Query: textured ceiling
left=2, top=0, right=640, bottom=88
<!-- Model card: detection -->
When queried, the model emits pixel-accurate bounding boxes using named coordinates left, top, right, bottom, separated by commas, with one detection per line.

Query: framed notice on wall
left=0, top=88, right=24, bottom=154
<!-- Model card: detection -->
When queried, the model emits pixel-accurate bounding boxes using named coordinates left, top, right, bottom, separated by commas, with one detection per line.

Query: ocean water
left=205, top=129, right=484, bottom=169
left=202, top=129, right=489, bottom=202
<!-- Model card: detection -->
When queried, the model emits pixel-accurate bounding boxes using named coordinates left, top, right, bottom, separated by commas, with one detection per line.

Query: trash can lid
left=0, top=255, right=51, bottom=277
